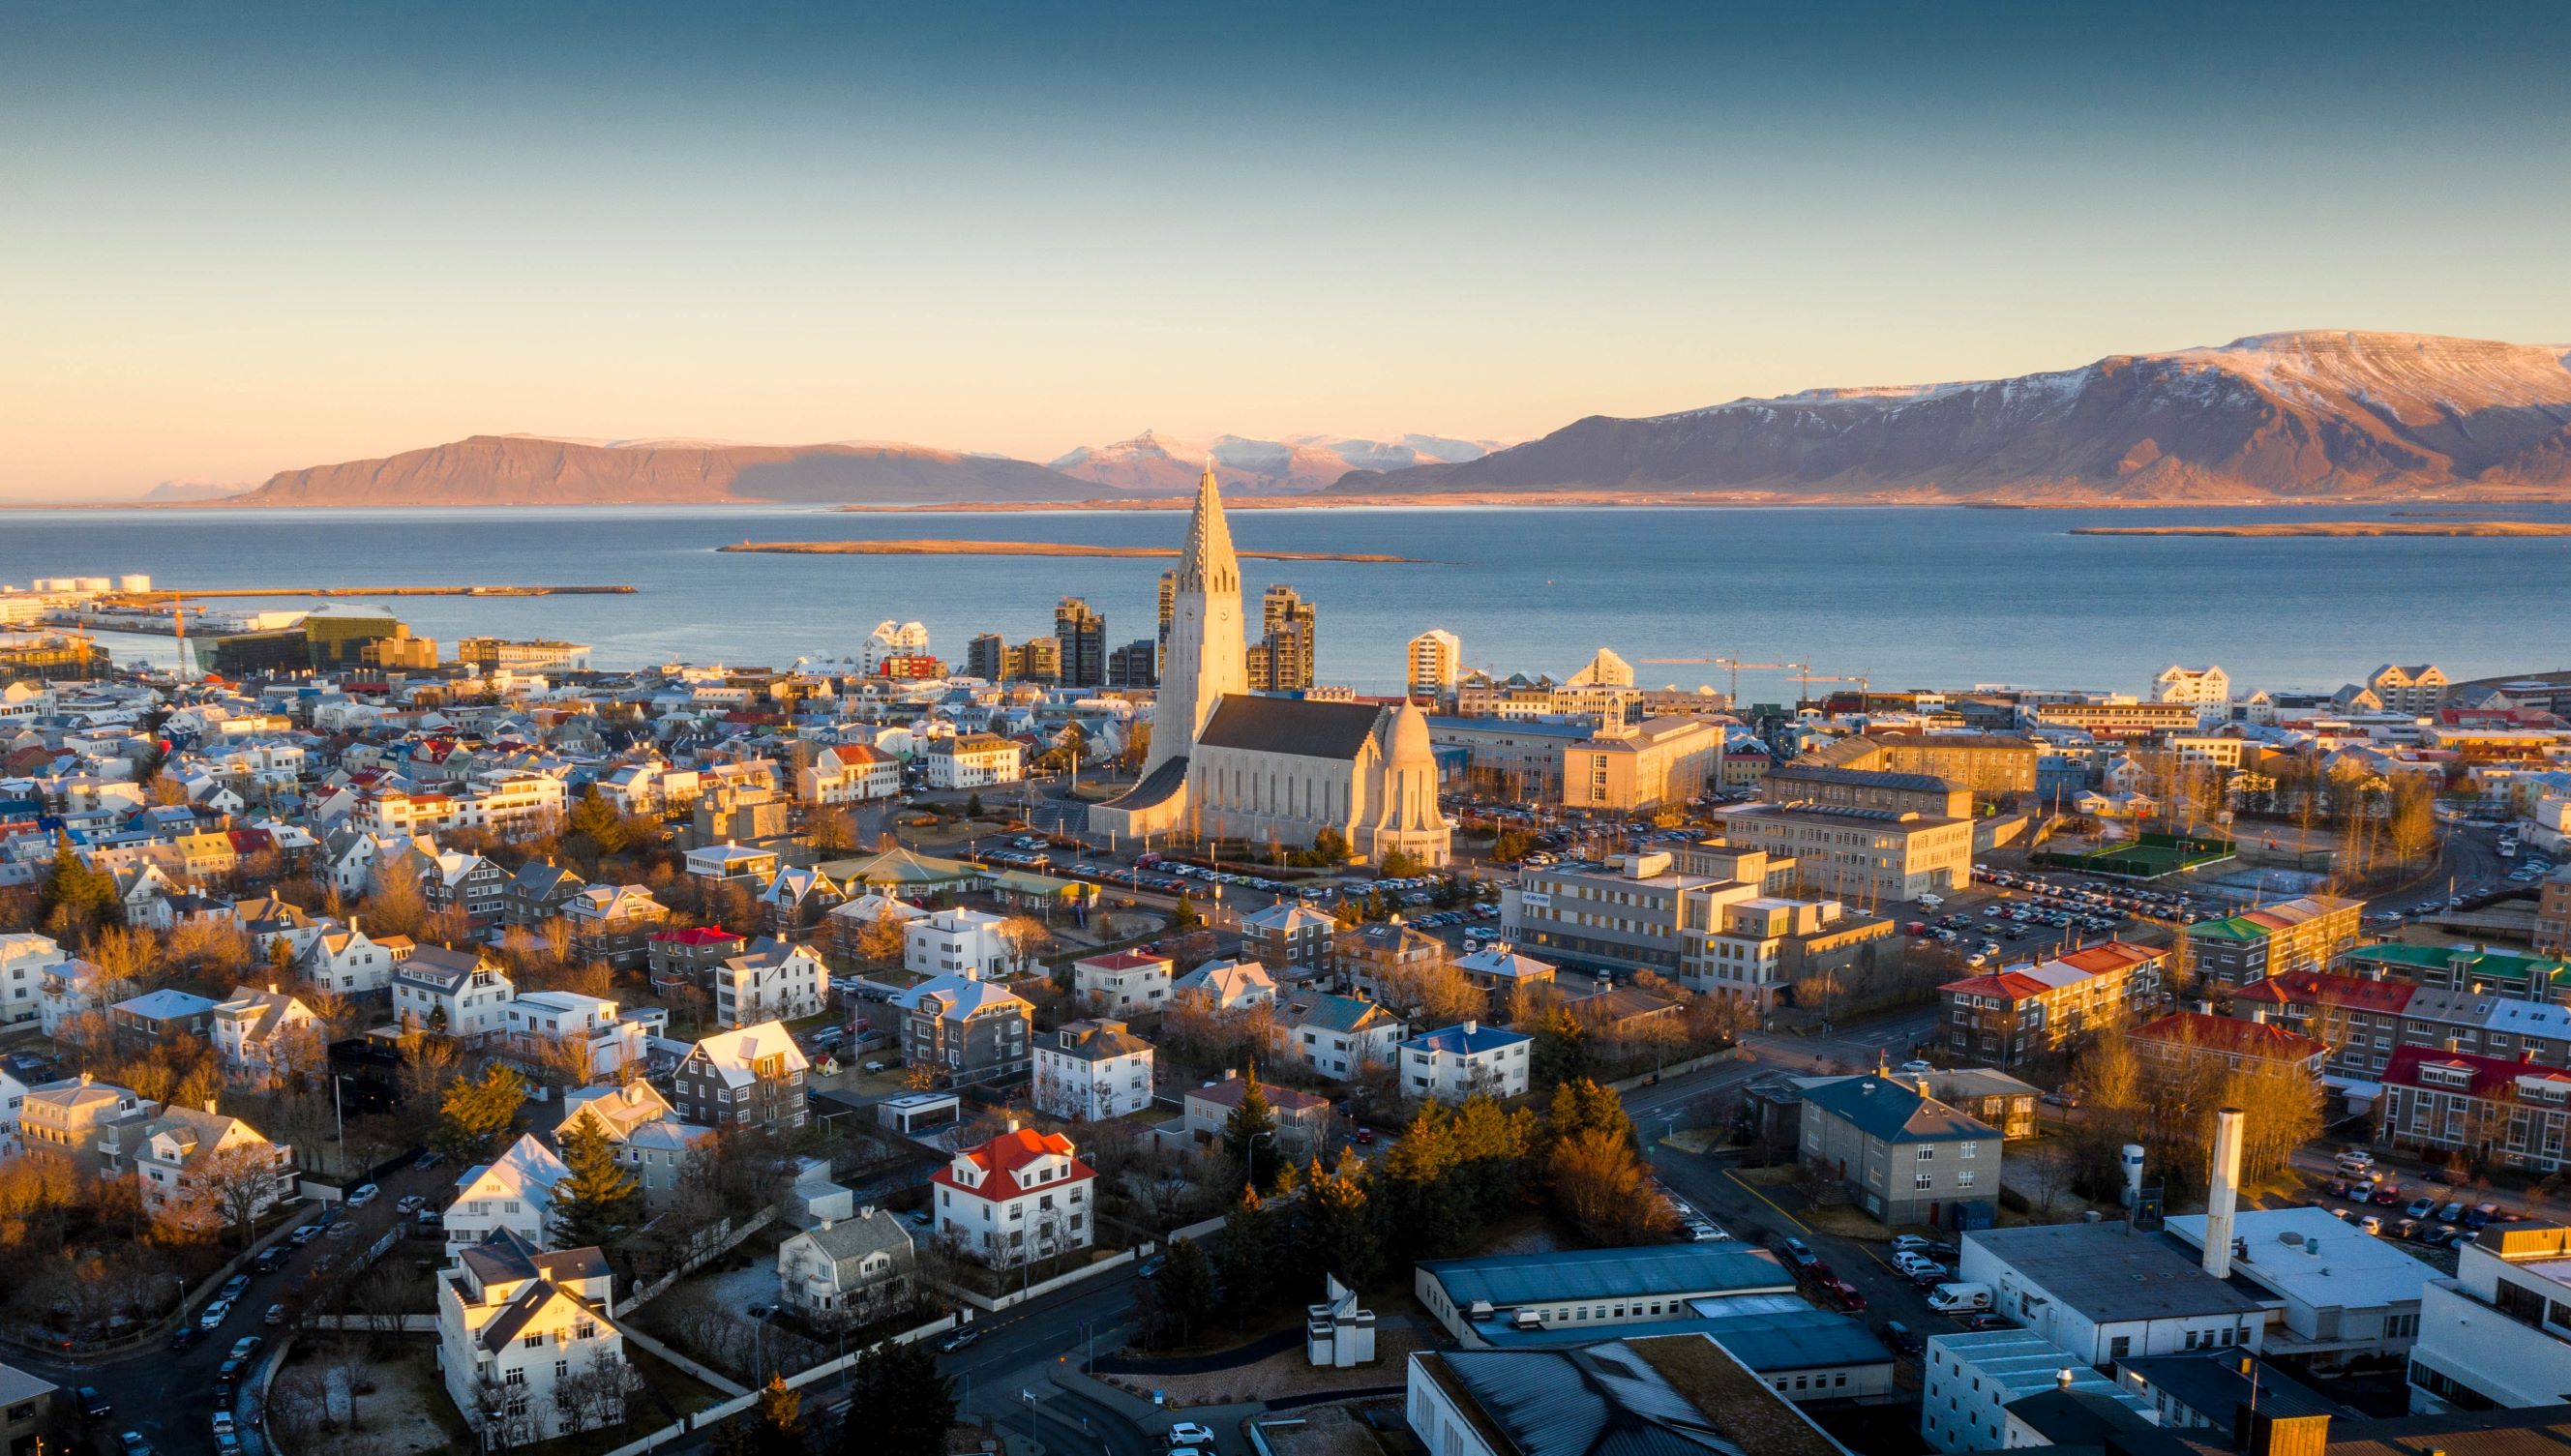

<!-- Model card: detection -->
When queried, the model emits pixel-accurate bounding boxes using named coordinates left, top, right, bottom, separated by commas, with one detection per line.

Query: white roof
left=2162, top=1206, right=2438, bottom=1311
left=686, top=1020, right=811, bottom=1087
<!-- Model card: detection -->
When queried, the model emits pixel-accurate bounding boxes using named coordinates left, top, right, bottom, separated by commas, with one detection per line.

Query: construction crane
left=1795, top=670, right=1872, bottom=700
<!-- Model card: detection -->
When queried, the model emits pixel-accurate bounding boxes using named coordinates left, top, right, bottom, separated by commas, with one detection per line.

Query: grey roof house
left=1798, top=1074, right=2000, bottom=1231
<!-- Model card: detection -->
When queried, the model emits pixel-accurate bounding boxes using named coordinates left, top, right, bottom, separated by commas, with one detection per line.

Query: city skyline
left=7, top=2, right=2571, bottom=497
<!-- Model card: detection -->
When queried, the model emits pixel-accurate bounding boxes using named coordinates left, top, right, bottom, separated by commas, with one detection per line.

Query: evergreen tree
left=37, top=833, right=119, bottom=943
left=1450, top=1095, right=1535, bottom=1220
left=1529, top=1007, right=1593, bottom=1090
left=553, top=1118, right=643, bottom=1247
left=965, top=791, right=985, bottom=819
left=434, top=1063, right=527, bottom=1162
left=1215, top=1187, right=1278, bottom=1315
left=715, top=1376, right=800, bottom=1455
left=1140, top=1235, right=1218, bottom=1348
left=1219, top=1064, right=1280, bottom=1192
left=1372, top=1104, right=1469, bottom=1261
left=837, top=1338, right=955, bottom=1456
left=566, top=786, right=626, bottom=854
left=1293, top=1151, right=1380, bottom=1293
left=1172, top=891, right=1202, bottom=930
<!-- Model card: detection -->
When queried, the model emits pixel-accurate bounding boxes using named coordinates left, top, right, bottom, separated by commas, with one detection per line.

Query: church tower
left=1144, top=462, right=1248, bottom=776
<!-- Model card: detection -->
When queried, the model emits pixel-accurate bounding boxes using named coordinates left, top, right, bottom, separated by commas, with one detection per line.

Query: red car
left=1354, top=1127, right=1374, bottom=1145
left=2373, top=1182, right=2405, bottom=1205
left=1826, top=1280, right=1867, bottom=1312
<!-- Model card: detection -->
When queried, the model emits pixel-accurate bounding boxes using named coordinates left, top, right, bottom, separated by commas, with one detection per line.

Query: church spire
left=1175, top=459, right=1239, bottom=597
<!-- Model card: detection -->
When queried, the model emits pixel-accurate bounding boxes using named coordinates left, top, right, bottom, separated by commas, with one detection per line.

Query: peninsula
left=717, top=539, right=1425, bottom=562
left=2069, top=520, right=2571, bottom=539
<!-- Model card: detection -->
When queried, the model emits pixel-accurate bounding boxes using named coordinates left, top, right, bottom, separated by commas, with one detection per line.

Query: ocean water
left=5, top=502, right=2569, bottom=698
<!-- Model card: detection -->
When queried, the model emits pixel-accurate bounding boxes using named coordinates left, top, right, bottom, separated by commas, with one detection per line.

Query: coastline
left=715, top=540, right=1428, bottom=562
left=2069, top=520, right=2571, bottom=539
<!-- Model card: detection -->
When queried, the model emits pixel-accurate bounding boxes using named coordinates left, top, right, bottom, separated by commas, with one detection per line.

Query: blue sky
left=5, top=2, right=2567, bottom=496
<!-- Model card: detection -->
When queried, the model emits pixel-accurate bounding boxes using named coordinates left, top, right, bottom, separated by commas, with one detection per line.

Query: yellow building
left=1564, top=716, right=1724, bottom=811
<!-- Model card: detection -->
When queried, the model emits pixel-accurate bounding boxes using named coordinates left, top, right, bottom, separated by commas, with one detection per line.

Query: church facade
left=1091, top=467, right=1449, bottom=868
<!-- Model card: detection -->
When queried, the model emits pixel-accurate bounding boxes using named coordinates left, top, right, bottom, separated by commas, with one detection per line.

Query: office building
left=1054, top=597, right=1106, bottom=689
left=1408, top=629, right=1462, bottom=699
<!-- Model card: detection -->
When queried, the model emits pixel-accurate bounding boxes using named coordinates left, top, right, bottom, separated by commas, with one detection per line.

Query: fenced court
left=2036, top=831, right=2234, bottom=879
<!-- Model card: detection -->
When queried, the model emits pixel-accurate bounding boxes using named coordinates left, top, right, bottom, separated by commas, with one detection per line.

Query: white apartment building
left=1407, top=629, right=1462, bottom=698
left=2368, top=664, right=2451, bottom=715
left=712, top=938, right=830, bottom=1028
left=445, top=1134, right=572, bottom=1256
left=926, top=732, right=1024, bottom=789
left=438, top=1229, right=628, bottom=1448
left=2411, top=1223, right=2571, bottom=1412
left=904, top=907, right=1023, bottom=979
left=1920, top=1329, right=2153, bottom=1455
left=931, top=1122, right=1096, bottom=1267
left=0, top=932, right=66, bottom=1029
left=1397, top=1021, right=1533, bottom=1102
left=1031, top=1019, right=1155, bottom=1122
left=1069, top=949, right=1172, bottom=1015
left=2152, top=665, right=2232, bottom=707
left=503, top=992, right=646, bottom=1081
left=395, top=945, right=517, bottom=1040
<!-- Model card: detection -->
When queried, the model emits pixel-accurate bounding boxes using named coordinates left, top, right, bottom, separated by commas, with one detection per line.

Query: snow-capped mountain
left=1050, top=430, right=1505, bottom=494
left=1330, top=332, right=2571, bottom=500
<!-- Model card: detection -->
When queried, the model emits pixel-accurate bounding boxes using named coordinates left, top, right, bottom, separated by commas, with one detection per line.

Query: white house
left=558, top=1082, right=710, bottom=1206
left=1281, top=994, right=1407, bottom=1081
left=127, top=1103, right=291, bottom=1227
left=438, top=1228, right=629, bottom=1448
left=774, top=1207, right=917, bottom=1329
left=1069, top=950, right=1172, bottom=1016
left=904, top=907, right=1023, bottom=980
left=445, top=1133, right=572, bottom=1256
left=1397, top=1021, right=1534, bottom=1102
left=396, top=944, right=517, bottom=1039
left=504, top=992, right=646, bottom=1082
left=297, top=917, right=408, bottom=995
left=210, top=984, right=321, bottom=1085
left=713, top=938, right=830, bottom=1028
left=925, top=733, right=1024, bottom=789
left=1173, top=958, right=1277, bottom=1012
left=931, top=1121, right=1096, bottom=1268
left=0, top=932, right=67, bottom=1029
left=795, top=744, right=901, bottom=805
left=1031, top=1019, right=1155, bottom=1122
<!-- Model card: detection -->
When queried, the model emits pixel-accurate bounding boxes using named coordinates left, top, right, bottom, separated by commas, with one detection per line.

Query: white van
left=1927, top=1282, right=1993, bottom=1315
left=1917, top=893, right=1944, bottom=910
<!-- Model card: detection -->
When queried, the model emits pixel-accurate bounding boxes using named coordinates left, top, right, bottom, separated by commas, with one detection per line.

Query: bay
left=4, top=502, right=2567, bottom=698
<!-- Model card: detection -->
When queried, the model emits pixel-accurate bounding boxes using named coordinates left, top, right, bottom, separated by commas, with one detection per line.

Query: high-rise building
left=1408, top=629, right=1462, bottom=699
left=1250, top=584, right=1316, bottom=692
left=966, top=633, right=1014, bottom=683
left=1108, top=639, right=1158, bottom=688
left=1054, top=597, right=1106, bottom=689
left=1017, top=636, right=1061, bottom=685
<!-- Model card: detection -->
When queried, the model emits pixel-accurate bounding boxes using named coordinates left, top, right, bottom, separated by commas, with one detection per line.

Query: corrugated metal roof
left=1420, top=1243, right=1792, bottom=1309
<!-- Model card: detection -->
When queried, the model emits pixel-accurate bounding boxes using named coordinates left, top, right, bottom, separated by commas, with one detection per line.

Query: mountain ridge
left=1329, top=331, right=2571, bottom=501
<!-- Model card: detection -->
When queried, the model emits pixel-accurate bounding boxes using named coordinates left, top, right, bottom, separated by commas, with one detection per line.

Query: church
left=1089, top=466, right=1450, bottom=868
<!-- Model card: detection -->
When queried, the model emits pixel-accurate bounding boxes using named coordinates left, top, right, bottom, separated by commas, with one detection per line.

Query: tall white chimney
left=2203, top=1106, right=2246, bottom=1280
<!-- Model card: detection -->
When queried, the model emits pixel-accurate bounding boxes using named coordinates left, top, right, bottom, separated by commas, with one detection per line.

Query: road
left=670, top=1265, right=1155, bottom=1456
left=23, top=1156, right=453, bottom=1456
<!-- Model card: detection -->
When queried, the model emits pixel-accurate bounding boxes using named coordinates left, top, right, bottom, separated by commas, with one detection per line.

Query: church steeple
left=1175, top=460, right=1239, bottom=597
left=1141, top=458, right=1248, bottom=778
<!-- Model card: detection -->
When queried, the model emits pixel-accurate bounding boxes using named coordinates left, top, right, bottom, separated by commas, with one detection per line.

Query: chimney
left=2055, top=1368, right=2074, bottom=1390
left=2204, top=1106, right=2246, bottom=1281
left=1463, top=1019, right=1478, bottom=1036
left=1917, top=1077, right=1934, bottom=1099
left=2250, top=1007, right=2268, bottom=1025
left=1004, top=1115, right=1020, bottom=1134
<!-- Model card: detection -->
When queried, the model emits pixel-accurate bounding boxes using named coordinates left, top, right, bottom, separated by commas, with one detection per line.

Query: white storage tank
left=72, top=577, right=111, bottom=592
left=118, top=575, right=153, bottom=592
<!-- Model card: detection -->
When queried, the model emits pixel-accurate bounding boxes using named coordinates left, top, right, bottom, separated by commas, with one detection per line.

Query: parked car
left=1881, top=1321, right=1922, bottom=1354
left=395, top=1195, right=427, bottom=1215
left=78, top=1386, right=110, bottom=1418
left=1890, top=1234, right=1939, bottom=1255
left=2372, top=1183, right=2405, bottom=1205
left=2359, top=1215, right=2383, bottom=1235
left=264, top=1303, right=286, bottom=1325
left=1778, top=1237, right=1818, bottom=1269
left=346, top=1183, right=378, bottom=1207
left=1137, top=1255, right=1168, bottom=1279
left=289, top=1225, right=321, bottom=1247
left=1170, top=1424, right=1217, bottom=1445
left=938, top=1329, right=982, bottom=1353
left=2406, top=1198, right=2438, bottom=1220
left=1962, top=1314, right=2015, bottom=1332
left=230, top=1336, right=263, bottom=1361
left=199, top=1300, right=232, bottom=1331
